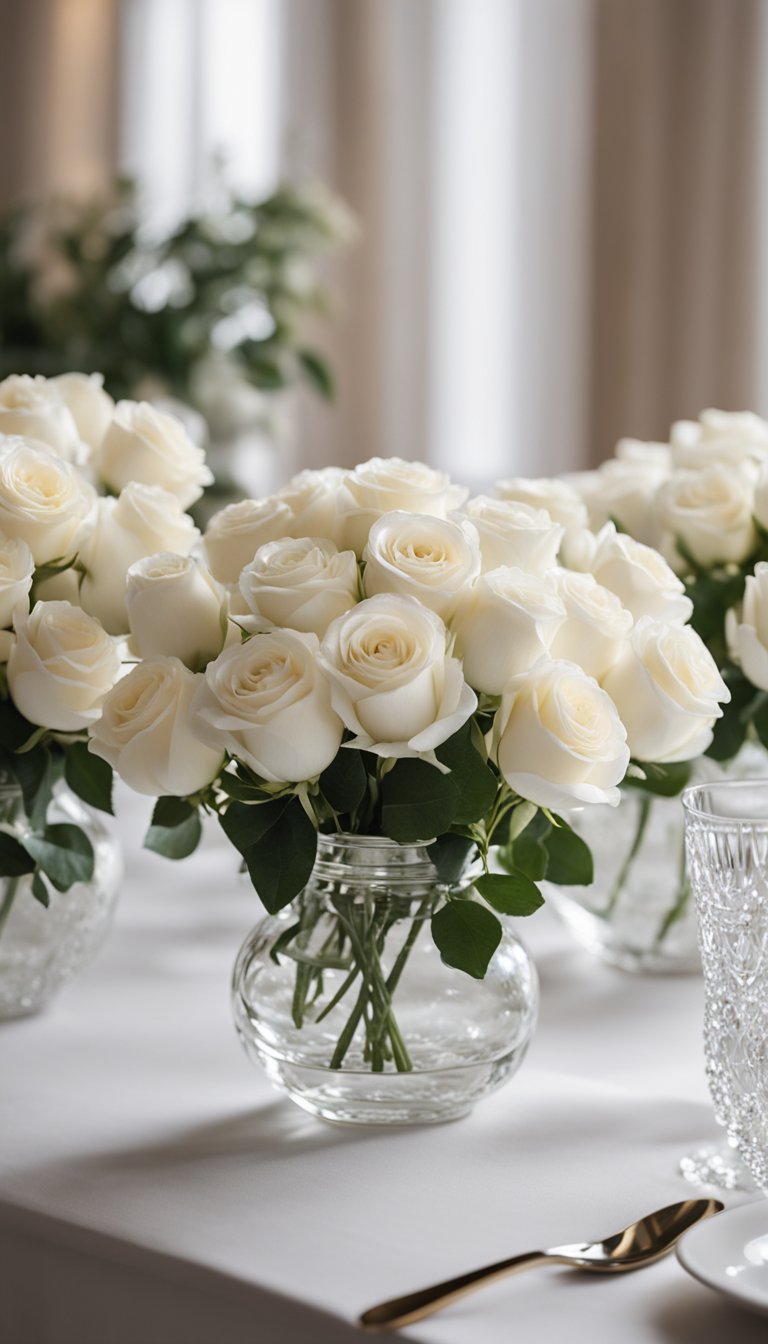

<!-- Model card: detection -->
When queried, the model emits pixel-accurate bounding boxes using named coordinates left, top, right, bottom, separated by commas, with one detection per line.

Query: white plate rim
left=676, top=1199, right=768, bottom=1316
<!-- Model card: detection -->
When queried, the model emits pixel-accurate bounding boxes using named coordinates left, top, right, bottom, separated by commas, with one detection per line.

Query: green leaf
left=64, top=743, right=114, bottom=814
left=219, top=797, right=290, bottom=855
left=31, top=871, right=50, bottom=908
left=144, top=797, right=202, bottom=860
left=242, top=798, right=318, bottom=914
left=11, top=744, right=54, bottom=828
left=499, top=830, right=549, bottom=881
left=435, top=722, right=498, bottom=825
left=23, top=824, right=95, bottom=892
left=0, top=832, right=35, bottom=878
left=431, top=900, right=502, bottom=979
left=427, top=833, right=476, bottom=885
left=380, top=759, right=458, bottom=843
left=0, top=698, right=36, bottom=751
left=474, top=871, right=544, bottom=916
left=543, top=822, right=593, bottom=887
left=298, top=349, right=335, bottom=400
left=624, top=760, right=693, bottom=798
left=319, top=748, right=368, bottom=814
left=707, top=670, right=753, bottom=762
left=752, top=699, right=768, bottom=754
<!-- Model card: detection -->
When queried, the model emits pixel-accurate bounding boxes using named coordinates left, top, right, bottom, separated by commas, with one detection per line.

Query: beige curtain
left=589, top=0, right=762, bottom=461
left=0, top=0, right=119, bottom=207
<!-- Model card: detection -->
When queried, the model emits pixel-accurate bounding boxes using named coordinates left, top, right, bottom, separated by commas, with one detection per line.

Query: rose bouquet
left=65, top=450, right=729, bottom=1070
left=0, top=371, right=212, bottom=939
left=531, top=409, right=768, bottom=968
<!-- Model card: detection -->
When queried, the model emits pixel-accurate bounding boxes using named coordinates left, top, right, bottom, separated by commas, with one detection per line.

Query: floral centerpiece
left=0, top=373, right=732, bottom=1097
left=0, top=371, right=212, bottom=1004
left=537, top=408, right=768, bottom=968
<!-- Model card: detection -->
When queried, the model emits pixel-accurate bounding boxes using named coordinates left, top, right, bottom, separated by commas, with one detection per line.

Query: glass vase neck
left=312, top=833, right=439, bottom=888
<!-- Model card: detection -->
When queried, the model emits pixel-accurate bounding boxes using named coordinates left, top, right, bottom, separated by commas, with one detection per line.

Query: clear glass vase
left=232, top=834, right=539, bottom=1125
left=0, top=776, right=122, bottom=1019
left=546, top=742, right=766, bottom=974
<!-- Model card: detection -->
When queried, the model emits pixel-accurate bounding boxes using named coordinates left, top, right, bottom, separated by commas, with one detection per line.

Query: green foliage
left=0, top=832, right=36, bottom=878
left=435, top=722, right=497, bottom=825
left=64, top=742, right=114, bottom=815
left=624, top=760, right=693, bottom=798
left=427, top=834, right=477, bottom=884
left=0, top=179, right=352, bottom=417
left=474, top=872, right=544, bottom=916
left=23, top=824, right=94, bottom=892
left=319, top=748, right=368, bottom=815
left=144, top=797, right=202, bottom=860
left=380, top=759, right=458, bottom=843
left=542, top=820, right=594, bottom=886
left=431, top=900, right=502, bottom=979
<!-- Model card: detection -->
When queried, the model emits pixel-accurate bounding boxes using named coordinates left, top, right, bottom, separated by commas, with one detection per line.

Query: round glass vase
left=232, top=834, right=539, bottom=1125
left=545, top=742, right=766, bottom=974
left=0, top=775, right=122, bottom=1019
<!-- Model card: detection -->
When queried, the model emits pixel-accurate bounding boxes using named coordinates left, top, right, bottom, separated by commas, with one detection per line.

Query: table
left=1, top=792, right=765, bottom=1344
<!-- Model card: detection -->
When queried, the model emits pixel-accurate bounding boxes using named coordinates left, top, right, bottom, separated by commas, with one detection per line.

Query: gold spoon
left=359, top=1197, right=724, bottom=1332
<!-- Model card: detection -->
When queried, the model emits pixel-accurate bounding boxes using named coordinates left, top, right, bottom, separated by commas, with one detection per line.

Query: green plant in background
left=0, top=177, right=354, bottom=454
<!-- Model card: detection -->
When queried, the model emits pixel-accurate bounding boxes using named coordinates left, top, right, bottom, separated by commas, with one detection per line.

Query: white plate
left=677, top=1199, right=768, bottom=1317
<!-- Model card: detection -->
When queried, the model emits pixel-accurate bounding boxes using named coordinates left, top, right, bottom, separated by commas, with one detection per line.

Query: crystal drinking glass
left=682, top=779, right=768, bottom=1193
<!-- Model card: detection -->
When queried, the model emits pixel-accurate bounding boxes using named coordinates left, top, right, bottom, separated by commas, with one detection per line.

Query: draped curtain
left=0, top=0, right=764, bottom=480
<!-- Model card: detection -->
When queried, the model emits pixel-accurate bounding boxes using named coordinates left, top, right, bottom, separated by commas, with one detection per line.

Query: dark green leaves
left=624, top=760, right=693, bottom=798
left=298, top=349, right=335, bottom=400
left=542, top=822, right=593, bottom=887
left=427, top=833, right=476, bottom=884
left=23, top=824, right=94, bottom=892
left=431, top=900, right=502, bottom=979
left=380, top=759, right=458, bottom=843
left=219, top=796, right=318, bottom=914
left=474, top=872, right=544, bottom=916
left=0, top=832, right=36, bottom=878
left=435, top=723, right=497, bottom=825
left=64, top=742, right=114, bottom=814
left=319, top=748, right=368, bottom=814
left=144, top=797, right=202, bottom=860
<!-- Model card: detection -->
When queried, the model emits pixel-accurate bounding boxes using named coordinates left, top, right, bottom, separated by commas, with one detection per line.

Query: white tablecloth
left=1, top=793, right=765, bottom=1344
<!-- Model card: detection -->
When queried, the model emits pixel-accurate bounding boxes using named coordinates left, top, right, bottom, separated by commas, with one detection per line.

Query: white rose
left=192, top=630, right=343, bottom=782
left=458, top=496, right=564, bottom=574
left=0, top=437, right=95, bottom=564
left=89, top=657, right=224, bottom=796
left=277, top=468, right=348, bottom=548
left=558, top=525, right=600, bottom=573
left=580, top=457, right=669, bottom=546
left=590, top=524, right=693, bottom=624
left=126, top=553, right=228, bottom=669
left=658, top=464, right=757, bottom=568
left=726, top=562, right=768, bottom=691
left=79, top=484, right=200, bottom=635
left=0, top=535, right=34, bottom=628
left=602, top=617, right=729, bottom=762
left=239, top=536, right=359, bottom=638
left=488, top=661, right=629, bottom=812
left=614, top=437, right=673, bottom=472
left=94, top=401, right=213, bottom=507
left=671, top=409, right=768, bottom=470
left=0, top=375, right=80, bottom=460
left=363, top=512, right=480, bottom=620
left=549, top=570, right=633, bottom=682
left=453, top=568, right=565, bottom=695
left=319, top=593, right=476, bottom=761
left=203, top=497, right=295, bottom=584
left=50, top=372, right=114, bottom=449
left=339, top=458, right=467, bottom=556
left=492, top=477, right=588, bottom=530
left=8, top=600, right=120, bottom=730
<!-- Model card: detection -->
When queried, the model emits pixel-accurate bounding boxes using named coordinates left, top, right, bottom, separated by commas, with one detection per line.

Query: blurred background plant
left=0, top=173, right=354, bottom=497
